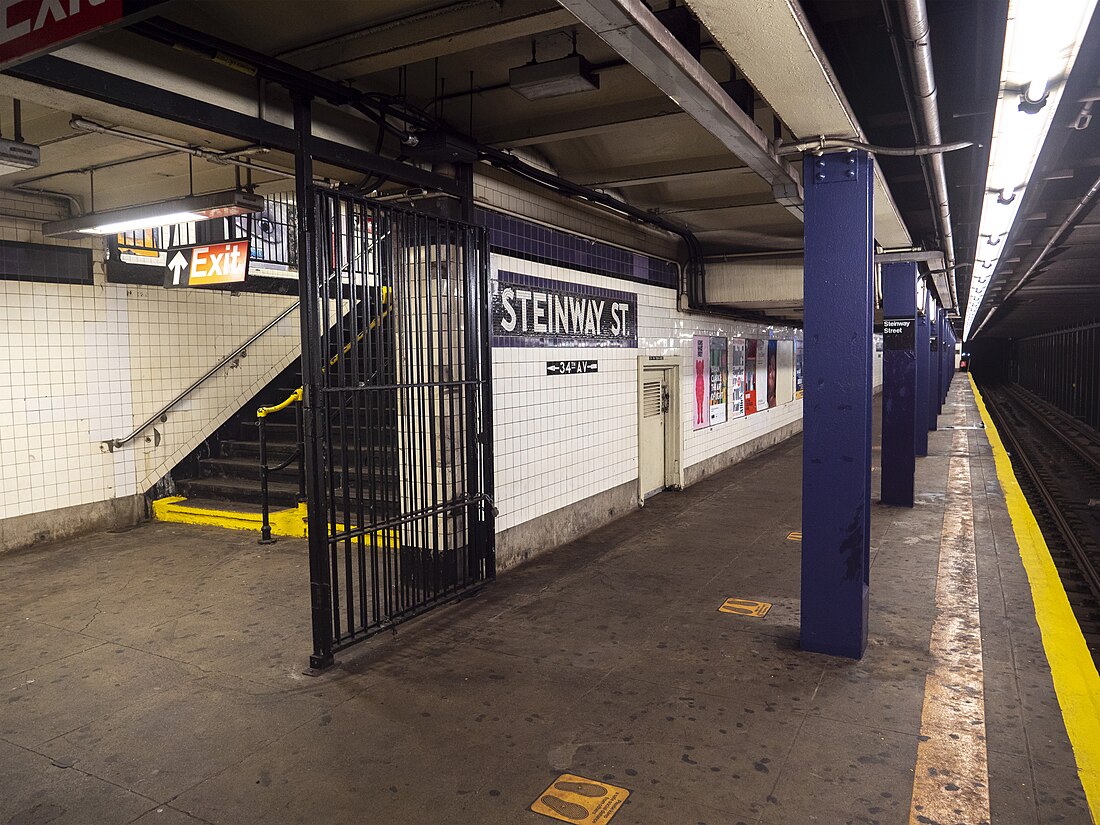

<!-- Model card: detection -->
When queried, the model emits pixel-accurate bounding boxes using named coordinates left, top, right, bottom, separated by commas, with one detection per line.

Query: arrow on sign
left=168, top=251, right=189, bottom=285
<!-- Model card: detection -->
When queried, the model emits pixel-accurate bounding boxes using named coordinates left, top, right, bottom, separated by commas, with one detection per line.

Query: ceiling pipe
left=893, top=0, right=958, bottom=311
left=69, top=117, right=293, bottom=180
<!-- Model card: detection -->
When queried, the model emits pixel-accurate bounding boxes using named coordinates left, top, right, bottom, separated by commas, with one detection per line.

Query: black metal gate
left=301, top=188, right=495, bottom=668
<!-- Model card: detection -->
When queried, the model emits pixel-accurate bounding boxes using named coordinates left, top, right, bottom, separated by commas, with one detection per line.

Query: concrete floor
left=0, top=382, right=1090, bottom=825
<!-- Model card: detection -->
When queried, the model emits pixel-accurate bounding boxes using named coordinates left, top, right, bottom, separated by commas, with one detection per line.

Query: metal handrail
left=257, top=286, right=393, bottom=420
left=105, top=301, right=300, bottom=451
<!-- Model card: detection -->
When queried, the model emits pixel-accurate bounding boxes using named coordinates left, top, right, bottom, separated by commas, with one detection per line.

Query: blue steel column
left=945, top=321, right=954, bottom=397
left=949, top=327, right=956, bottom=388
left=800, top=150, right=873, bottom=659
left=938, top=310, right=948, bottom=406
left=928, top=300, right=940, bottom=432
left=915, top=289, right=930, bottom=456
left=880, top=262, right=918, bottom=507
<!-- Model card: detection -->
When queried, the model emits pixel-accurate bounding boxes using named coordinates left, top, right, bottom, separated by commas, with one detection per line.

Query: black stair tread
left=180, top=477, right=301, bottom=496
left=202, top=456, right=290, bottom=471
left=178, top=476, right=399, bottom=502
left=200, top=455, right=399, bottom=476
left=164, top=496, right=268, bottom=515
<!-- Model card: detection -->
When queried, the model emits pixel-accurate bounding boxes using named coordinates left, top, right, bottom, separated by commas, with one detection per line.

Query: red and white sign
left=0, top=0, right=165, bottom=70
left=165, top=240, right=250, bottom=288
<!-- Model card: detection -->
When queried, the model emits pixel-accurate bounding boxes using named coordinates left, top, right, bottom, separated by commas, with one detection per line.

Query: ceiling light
left=1019, top=78, right=1050, bottom=113
left=963, top=0, right=1097, bottom=341
left=0, top=138, right=40, bottom=176
left=510, top=54, right=600, bottom=100
left=43, top=190, right=265, bottom=239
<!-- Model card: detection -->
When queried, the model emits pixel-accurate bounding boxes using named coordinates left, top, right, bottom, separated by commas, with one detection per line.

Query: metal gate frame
left=293, top=97, right=495, bottom=670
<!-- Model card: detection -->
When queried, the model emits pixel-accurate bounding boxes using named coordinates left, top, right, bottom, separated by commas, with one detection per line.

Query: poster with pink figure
left=692, top=335, right=728, bottom=429
left=693, top=335, right=707, bottom=429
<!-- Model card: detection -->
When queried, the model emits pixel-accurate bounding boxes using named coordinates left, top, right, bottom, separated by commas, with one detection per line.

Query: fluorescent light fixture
left=510, top=54, right=600, bottom=100
left=43, top=190, right=265, bottom=240
left=963, top=0, right=1098, bottom=340
left=0, top=138, right=40, bottom=176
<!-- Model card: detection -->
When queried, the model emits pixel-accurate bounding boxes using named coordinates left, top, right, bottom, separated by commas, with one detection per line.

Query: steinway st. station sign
left=491, top=271, right=637, bottom=348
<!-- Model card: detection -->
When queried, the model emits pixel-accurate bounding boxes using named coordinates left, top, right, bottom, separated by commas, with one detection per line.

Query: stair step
left=177, top=477, right=302, bottom=508
left=220, top=439, right=397, bottom=461
left=177, top=476, right=401, bottom=509
left=199, top=456, right=399, bottom=482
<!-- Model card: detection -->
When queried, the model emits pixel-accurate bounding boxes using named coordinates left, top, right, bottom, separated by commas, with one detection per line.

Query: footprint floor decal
left=530, top=773, right=630, bottom=824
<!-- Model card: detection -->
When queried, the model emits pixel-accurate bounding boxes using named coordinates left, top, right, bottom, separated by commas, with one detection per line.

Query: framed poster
left=709, top=336, right=728, bottom=426
left=693, top=335, right=707, bottom=429
left=744, top=340, right=758, bottom=414
left=729, top=337, right=746, bottom=417
left=794, top=339, right=804, bottom=399
left=693, top=334, right=729, bottom=429
left=766, top=340, right=778, bottom=409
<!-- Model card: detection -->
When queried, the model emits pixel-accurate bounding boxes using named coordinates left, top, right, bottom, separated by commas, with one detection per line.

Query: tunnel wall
left=1015, top=323, right=1100, bottom=431
left=0, top=191, right=300, bottom=551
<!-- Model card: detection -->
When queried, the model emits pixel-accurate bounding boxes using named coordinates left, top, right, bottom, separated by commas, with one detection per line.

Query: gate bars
left=298, top=184, right=495, bottom=669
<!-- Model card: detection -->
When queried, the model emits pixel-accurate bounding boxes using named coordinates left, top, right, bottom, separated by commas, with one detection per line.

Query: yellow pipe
left=256, top=386, right=302, bottom=419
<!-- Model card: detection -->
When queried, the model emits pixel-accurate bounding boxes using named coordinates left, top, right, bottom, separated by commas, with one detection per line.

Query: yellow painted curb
left=152, top=497, right=309, bottom=537
left=970, top=375, right=1100, bottom=818
left=152, top=497, right=399, bottom=546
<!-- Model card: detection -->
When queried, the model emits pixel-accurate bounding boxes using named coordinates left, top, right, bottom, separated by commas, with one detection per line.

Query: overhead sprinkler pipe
left=69, top=117, right=294, bottom=180
left=893, top=0, right=960, bottom=311
left=775, top=136, right=974, bottom=157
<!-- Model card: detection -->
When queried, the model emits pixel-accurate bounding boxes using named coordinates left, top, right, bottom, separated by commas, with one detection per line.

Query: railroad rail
left=980, top=381, right=1100, bottom=666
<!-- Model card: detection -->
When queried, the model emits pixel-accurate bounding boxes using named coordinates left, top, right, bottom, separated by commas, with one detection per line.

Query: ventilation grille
left=643, top=380, right=663, bottom=418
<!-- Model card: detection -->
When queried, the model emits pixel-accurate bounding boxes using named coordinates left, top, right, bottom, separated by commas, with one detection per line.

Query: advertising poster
left=767, top=340, right=778, bottom=409
left=794, top=339, right=804, bottom=399
left=693, top=335, right=707, bottom=429
left=709, top=336, right=728, bottom=426
left=744, top=339, right=758, bottom=414
left=729, top=338, right=746, bottom=417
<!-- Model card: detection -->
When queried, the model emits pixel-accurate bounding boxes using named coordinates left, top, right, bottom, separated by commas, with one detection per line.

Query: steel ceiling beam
left=570, top=156, right=752, bottom=188
left=557, top=0, right=803, bottom=216
left=280, top=0, right=575, bottom=78
left=479, top=101, right=689, bottom=147
left=6, top=55, right=461, bottom=196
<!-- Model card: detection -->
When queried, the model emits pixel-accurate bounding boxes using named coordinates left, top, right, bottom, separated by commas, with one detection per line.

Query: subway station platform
left=0, top=381, right=1094, bottom=825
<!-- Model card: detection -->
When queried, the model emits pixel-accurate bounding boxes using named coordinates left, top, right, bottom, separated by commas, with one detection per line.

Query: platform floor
left=0, top=381, right=1092, bottom=825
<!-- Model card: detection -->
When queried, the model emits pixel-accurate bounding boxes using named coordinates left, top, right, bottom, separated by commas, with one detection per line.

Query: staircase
left=162, top=291, right=400, bottom=535
left=175, top=361, right=307, bottom=511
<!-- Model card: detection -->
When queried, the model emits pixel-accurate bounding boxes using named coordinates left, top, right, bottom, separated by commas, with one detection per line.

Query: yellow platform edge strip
left=970, top=375, right=1100, bottom=817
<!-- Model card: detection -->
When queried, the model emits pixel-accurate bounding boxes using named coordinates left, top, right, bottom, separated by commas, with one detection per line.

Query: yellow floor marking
left=908, top=409, right=991, bottom=825
left=787, top=530, right=802, bottom=541
left=530, top=773, right=629, bottom=824
left=152, top=497, right=398, bottom=544
left=718, top=598, right=771, bottom=617
left=971, top=376, right=1100, bottom=819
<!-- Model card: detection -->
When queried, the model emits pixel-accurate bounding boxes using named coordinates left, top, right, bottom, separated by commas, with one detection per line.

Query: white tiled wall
left=0, top=192, right=299, bottom=522
left=491, top=253, right=804, bottom=533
